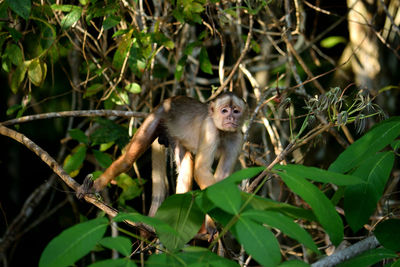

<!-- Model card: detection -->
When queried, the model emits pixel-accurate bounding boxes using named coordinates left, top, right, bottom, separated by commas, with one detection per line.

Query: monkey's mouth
left=224, top=122, right=238, bottom=128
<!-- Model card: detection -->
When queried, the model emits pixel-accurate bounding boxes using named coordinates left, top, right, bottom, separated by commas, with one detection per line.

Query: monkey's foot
left=76, top=174, right=94, bottom=199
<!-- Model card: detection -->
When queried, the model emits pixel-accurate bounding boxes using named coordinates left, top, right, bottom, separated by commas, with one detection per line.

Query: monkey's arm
left=214, top=132, right=243, bottom=181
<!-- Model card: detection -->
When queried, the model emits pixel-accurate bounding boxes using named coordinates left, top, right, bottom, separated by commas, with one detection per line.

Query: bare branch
left=2, top=110, right=148, bottom=126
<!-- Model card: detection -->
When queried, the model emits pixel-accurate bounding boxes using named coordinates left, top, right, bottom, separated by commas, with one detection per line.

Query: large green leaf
left=6, top=0, right=31, bottom=19
left=329, top=117, right=400, bottom=173
left=278, top=260, right=310, bottom=267
left=336, top=248, right=398, bottom=267
left=277, top=171, right=343, bottom=246
left=241, top=192, right=317, bottom=221
left=275, top=165, right=364, bottom=185
left=98, top=236, right=132, bottom=257
left=146, top=246, right=239, bottom=267
left=231, top=216, right=281, bottom=267
left=242, top=210, right=319, bottom=253
left=374, top=219, right=400, bottom=252
left=206, top=167, right=264, bottom=215
left=154, top=194, right=205, bottom=251
left=88, top=258, right=136, bottom=267
left=39, top=217, right=108, bottom=267
left=344, top=152, right=394, bottom=231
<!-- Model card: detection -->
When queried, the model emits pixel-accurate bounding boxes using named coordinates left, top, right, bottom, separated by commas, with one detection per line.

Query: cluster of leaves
left=305, top=87, right=386, bottom=133
left=40, top=117, right=400, bottom=266
left=1, top=0, right=223, bottom=117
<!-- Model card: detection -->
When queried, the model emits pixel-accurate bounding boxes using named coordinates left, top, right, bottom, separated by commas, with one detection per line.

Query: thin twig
left=211, top=14, right=254, bottom=99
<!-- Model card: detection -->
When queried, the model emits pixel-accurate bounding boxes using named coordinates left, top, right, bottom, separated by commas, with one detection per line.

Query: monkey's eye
left=221, top=108, right=229, bottom=114
left=233, top=109, right=241, bottom=114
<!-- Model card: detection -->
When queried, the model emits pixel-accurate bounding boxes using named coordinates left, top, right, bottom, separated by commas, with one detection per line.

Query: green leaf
left=199, top=47, right=213, bottom=74
left=102, top=15, right=120, bottom=30
left=231, top=216, right=281, bottom=267
left=10, top=61, right=28, bottom=93
left=152, top=32, right=174, bottom=49
left=206, top=167, right=264, bottom=215
left=207, top=183, right=241, bottom=215
left=110, top=90, right=129, bottom=105
left=320, top=36, right=347, bottom=48
left=69, top=129, right=89, bottom=144
left=147, top=246, right=239, bottom=267
left=63, top=145, right=87, bottom=176
left=84, top=83, right=104, bottom=98
left=180, top=246, right=239, bottom=266
left=242, top=210, right=319, bottom=253
left=278, top=260, right=310, bottom=267
left=125, top=82, right=141, bottom=94
left=88, top=258, right=137, bottom=267
left=391, top=139, right=400, bottom=151
left=61, top=7, right=82, bottom=29
left=344, top=152, right=394, bottom=231
left=90, top=118, right=130, bottom=148
left=113, top=30, right=133, bottom=69
left=115, top=174, right=142, bottom=204
left=242, top=192, right=317, bottom=221
left=28, top=59, right=47, bottom=86
left=154, top=194, right=205, bottom=251
left=4, top=43, right=23, bottom=65
left=113, top=212, right=178, bottom=237
left=6, top=104, right=23, bottom=116
left=93, top=150, right=112, bottom=168
left=175, top=55, right=187, bottom=80
left=6, top=0, right=31, bottom=20
left=277, top=171, right=343, bottom=246
left=275, top=165, right=364, bottom=186
left=98, top=236, right=132, bottom=257
left=336, top=248, right=398, bottom=267
left=374, top=219, right=400, bottom=251
left=329, top=117, right=400, bottom=173
left=51, top=4, right=75, bottom=12
left=39, top=217, right=108, bottom=267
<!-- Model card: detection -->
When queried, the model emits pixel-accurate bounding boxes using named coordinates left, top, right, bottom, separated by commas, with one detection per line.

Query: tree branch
left=311, top=236, right=380, bottom=267
left=0, top=124, right=153, bottom=233
left=2, top=110, right=147, bottom=126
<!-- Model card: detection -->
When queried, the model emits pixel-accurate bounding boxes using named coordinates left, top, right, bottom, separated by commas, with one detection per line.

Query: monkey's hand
left=205, top=215, right=218, bottom=242
left=76, top=174, right=95, bottom=199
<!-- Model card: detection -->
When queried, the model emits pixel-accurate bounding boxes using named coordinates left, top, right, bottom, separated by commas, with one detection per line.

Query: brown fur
left=76, top=94, right=246, bottom=218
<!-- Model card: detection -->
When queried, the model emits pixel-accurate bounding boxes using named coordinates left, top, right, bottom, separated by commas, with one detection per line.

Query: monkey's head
left=209, top=92, right=246, bottom=132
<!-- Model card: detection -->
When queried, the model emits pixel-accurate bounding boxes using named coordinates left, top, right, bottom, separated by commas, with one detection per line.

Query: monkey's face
left=210, top=95, right=246, bottom=132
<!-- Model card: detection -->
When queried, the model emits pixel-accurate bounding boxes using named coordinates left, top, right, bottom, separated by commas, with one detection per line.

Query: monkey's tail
left=148, top=139, right=169, bottom=217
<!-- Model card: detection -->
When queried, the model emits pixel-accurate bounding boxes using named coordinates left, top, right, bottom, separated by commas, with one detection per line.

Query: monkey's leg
left=175, top=150, right=194, bottom=194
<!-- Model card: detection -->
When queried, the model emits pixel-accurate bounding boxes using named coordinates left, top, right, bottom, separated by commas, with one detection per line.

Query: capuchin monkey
left=76, top=92, right=246, bottom=232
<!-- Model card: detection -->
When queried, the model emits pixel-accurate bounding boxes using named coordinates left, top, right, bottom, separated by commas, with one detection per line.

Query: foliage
left=39, top=118, right=400, bottom=266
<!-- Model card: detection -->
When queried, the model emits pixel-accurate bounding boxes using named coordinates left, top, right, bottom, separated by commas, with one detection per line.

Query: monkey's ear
left=208, top=102, right=215, bottom=115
